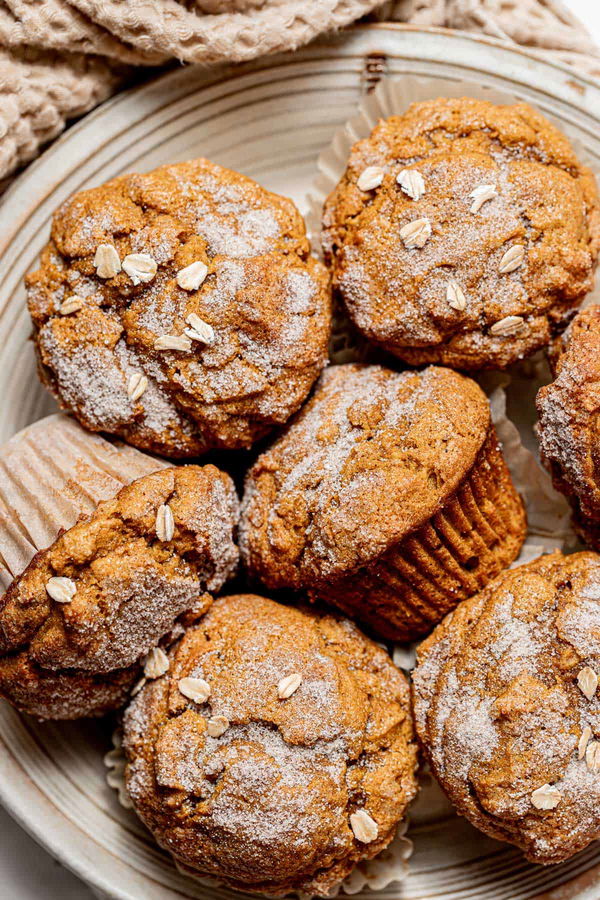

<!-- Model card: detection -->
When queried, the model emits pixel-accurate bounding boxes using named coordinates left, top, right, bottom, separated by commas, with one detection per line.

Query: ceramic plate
left=1, top=24, right=600, bottom=900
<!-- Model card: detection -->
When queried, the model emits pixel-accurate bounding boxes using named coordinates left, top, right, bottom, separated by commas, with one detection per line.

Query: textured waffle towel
left=1, top=0, right=599, bottom=185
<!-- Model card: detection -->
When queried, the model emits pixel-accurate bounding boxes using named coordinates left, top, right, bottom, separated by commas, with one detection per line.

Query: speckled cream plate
left=2, top=23, right=600, bottom=900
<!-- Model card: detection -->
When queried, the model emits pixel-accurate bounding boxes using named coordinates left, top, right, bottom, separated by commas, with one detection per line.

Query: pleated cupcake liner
left=0, top=413, right=168, bottom=592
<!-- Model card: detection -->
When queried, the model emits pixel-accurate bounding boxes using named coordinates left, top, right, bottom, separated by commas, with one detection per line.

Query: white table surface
left=569, top=1, right=600, bottom=38
left=2, top=2, right=600, bottom=897
left=570, top=0, right=600, bottom=34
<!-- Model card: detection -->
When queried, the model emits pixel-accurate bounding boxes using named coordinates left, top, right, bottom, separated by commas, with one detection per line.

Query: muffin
left=322, top=98, right=600, bottom=371
left=123, top=593, right=418, bottom=897
left=240, top=363, right=526, bottom=641
left=537, top=305, right=600, bottom=548
left=413, top=550, right=600, bottom=865
left=27, top=158, right=331, bottom=458
left=0, top=465, right=239, bottom=719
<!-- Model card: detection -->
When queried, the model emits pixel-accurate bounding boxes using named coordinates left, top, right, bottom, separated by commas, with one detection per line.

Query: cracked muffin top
left=123, top=593, right=418, bottom=896
left=27, top=158, right=331, bottom=458
left=322, top=98, right=600, bottom=371
left=537, top=305, right=600, bottom=548
left=412, top=551, right=600, bottom=865
left=240, top=363, right=490, bottom=587
left=0, top=465, right=239, bottom=719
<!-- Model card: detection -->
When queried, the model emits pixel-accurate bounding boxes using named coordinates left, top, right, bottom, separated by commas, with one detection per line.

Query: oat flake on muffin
left=27, top=158, right=331, bottom=458
left=322, top=98, right=600, bottom=371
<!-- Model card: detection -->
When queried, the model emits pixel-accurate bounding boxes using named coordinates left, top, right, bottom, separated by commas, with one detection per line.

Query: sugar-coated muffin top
left=123, top=593, right=417, bottom=897
left=413, top=551, right=600, bottom=864
left=0, top=465, right=239, bottom=719
left=323, top=98, right=600, bottom=371
left=240, top=363, right=490, bottom=587
left=27, top=158, right=331, bottom=457
left=537, top=305, right=600, bottom=547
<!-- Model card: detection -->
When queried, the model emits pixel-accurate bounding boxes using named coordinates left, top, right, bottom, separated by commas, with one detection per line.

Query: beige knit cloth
left=1, top=0, right=598, bottom=186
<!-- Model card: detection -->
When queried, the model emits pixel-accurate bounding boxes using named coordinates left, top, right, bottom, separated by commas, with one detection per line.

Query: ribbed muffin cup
left=0, top=413, right=168, bottom=592
left=313, top=425, right=526, bottom=642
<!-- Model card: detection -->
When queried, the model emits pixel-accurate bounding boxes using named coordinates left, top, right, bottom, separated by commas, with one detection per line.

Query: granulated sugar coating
left=240, top=363, right=526, bottom=641
left=0, top=465, right=239, bottom=719
left=27, top=158, right=331, bottom=457
left=537, top=305, right=600, bottom=550
left=323, top=98, right=600, bottom=371
left=122, top=594, right=417, bottom=897
left=413, top=550, right=600, bottom=865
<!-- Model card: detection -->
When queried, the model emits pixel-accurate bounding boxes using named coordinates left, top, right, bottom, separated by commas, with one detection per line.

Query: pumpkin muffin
left=0, top=465, right=239, bottom=719
left=240, top=363, right=526, bottom=641
left=413, top=550, right=600, bottom=865
left=322, top=98, right=600, bottom=371
left=123, top=593, right=418, bottom=897
left=537, top=305, right=600, bottom=549
left=27, top=158, right=331, bottom=458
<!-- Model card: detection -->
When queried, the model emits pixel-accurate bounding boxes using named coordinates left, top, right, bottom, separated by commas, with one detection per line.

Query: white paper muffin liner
left=0, top=413, right=168, bottom=592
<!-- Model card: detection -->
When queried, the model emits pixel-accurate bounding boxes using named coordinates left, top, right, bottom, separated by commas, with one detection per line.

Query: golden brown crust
left=123, top=594, right=418, bottom=896
left=0, top=465, right=239, bottom=719
left=537, top=306, right=600, bottom=548
left=241, top=363, right=491, bottom=583
left=413, top=551, right=600, bottom=865
left=240, top=363, right=525, bottom=639
left=323, top=98, right=600, bottom=371
left=27, top=158, right=331, bottom=457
